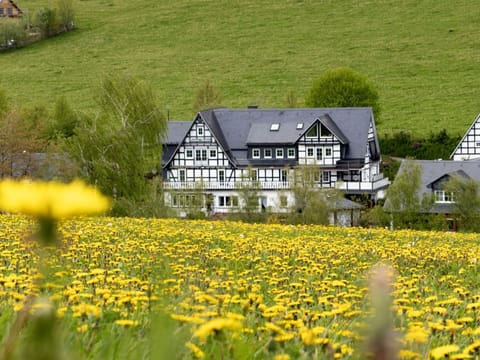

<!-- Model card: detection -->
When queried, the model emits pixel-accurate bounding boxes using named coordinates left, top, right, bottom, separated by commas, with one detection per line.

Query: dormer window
left=296, top=123, right=303, bottom=130
left=306, top=124, right=318, bottom=138
left=264, top=149, right=272, bottom=158
left=270, top=123, right=280, bottom=131
left=321, top=124, right=332, bottom=137
left=252, top=148, right=260, bottom=158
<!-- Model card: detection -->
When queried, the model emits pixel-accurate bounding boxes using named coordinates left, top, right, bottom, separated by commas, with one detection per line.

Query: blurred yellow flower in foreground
left=0, top=179, right=110, bottom=219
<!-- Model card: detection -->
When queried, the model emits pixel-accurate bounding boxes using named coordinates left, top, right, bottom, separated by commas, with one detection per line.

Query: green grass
left=2, top=0, right=479, bottom=136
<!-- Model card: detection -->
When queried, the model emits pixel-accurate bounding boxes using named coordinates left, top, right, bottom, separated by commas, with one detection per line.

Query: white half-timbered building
left=451, top=114, right=480, bottom=161
left=162, top=107, right=390, bottom=216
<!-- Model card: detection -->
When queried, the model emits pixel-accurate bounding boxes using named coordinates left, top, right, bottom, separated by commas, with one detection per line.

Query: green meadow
left=2, top=0, right=479, bottom=136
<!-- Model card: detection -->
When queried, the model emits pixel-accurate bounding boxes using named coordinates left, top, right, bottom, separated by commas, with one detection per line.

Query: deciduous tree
left=306, top=67, right=380, bottom=120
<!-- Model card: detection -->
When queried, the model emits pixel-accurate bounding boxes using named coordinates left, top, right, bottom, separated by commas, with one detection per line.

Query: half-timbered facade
left=451, top=114, right=480, bottom=161
left=0, top=0, right=23, bottom=17
left=162, top=107, right=390, bottom=216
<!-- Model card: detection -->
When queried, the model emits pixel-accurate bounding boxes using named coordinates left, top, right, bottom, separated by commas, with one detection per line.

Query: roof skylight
left=270, top=123, right=280, bottom=131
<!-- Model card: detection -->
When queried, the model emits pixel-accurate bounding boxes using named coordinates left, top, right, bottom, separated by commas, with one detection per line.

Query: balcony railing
left=163, top=176, right=390, bottom=192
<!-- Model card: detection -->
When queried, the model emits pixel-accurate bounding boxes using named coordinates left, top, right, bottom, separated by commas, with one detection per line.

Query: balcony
left=163, top=175, right=390, bottom=193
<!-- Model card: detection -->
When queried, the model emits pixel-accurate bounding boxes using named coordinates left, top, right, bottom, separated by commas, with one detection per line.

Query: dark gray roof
left=163, top=107, right=376, bottom=166
left=391, top=160, right=480, bottom=214
left=165, top=121, right=191, bottom=145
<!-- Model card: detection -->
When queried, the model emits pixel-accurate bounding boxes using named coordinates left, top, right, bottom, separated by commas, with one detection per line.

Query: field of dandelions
left=0, top=215, right=479, bottom=359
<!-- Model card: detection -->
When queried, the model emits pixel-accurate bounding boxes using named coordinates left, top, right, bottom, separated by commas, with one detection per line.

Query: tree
left=236, top=167, right=268, bottom=223
left=193, top=80, right=223, bottom=113
left=305, top=67, right=380, bottom=120
left=443, top=175, right=480, bottom=232
left=288, top=165, right=342, bottom=224
left=0, top=109, right=48, bottom=178
left=384, top=160, right=422, bottom=228
left=57, top=0, right=75, bottom=32
left=34, top=7, right=59, bottom=38
left=48, top=96, right=78, bottom=139
left=67, top=75, right=168, bottom=215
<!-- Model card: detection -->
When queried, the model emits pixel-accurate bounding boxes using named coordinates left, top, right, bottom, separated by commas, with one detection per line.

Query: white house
left=161, top=107, right=390, bottom=219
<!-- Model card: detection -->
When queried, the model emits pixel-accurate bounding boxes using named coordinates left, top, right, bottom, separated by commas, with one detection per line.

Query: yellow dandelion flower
left=77, top=324, right=89, bottom=333
left=405, top=327, right=429, bottom=344
left=0, top=179, right=109, bottom=219
left=114, top=319, right=138, bottom=327
left=274, top=355, right=290, bottom=360
left=430, top=345, right=459, bottom=359
left=186, top=342, right=205, bottom=359
left=398, top=349, right=421, bottom=359
left=193, top=318, right=242, bottom=342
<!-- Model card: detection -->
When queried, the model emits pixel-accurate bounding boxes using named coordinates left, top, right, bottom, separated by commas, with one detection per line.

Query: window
left=281, top=169, right=288, bottom=183
left=250, top=169, right=258, bottom=181
left=7, top=8, right=13, bottom=15
left=179, top=169, right=185, bottom=182
left=306, top=125, right=318, bottom=138
left=476, top=142, right=480, bottom=147
left=218, top=196, right=239, bottom=208
left=197, top=127, right=204, bottom=136
left=320, top=124, right=332, bottom=137
left=276, top=148, right=283, bottom=158
left=252, top=148, right=260, bottom=158
left=0, top=9, right=4, bottom=15
left=307, top=147, right=314, bottom=157
left=196, top=149, right=207, bottom=161
left=322, top=171, right=330, bottom=183
left=270, top=123, right=280, bottom=131
left=316, top=148, right=323, bottom=160
left=264, top=149, right=272, bottom=158
left=296, top=123, right=303, bottom=130
left=186, top=149, right=193, bottom=158
left=218, top=170, right=225, bottom=183
left=288, top=148, right=296, bottom=158
left=279, top=195, right=288, bottom=207
left=325, top=147, right=332, bottom=157
left=435, top=190, right=455, bottom=203
left=210, top=149, right=217, bottom=158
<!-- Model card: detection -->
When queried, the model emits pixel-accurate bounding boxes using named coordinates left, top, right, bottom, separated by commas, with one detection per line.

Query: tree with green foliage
left=34, top=7, right=59, bottom=38
left=57, top=0, right=75, bottom=32
left=288, top=165, right=342, bottom=224
left=0, top=18, right=27, bottom=49
left=236, top=167, right=268, bottom=223
left=193, top=80, right=223, bottom=113
left=306, top=67, right=380, bottom=120
left=443, top=175, right=480, bottom=232
left=67, top=75, right=168, bottom=215
left=48, top=96, right=78, bottom=139
left=384, top=160, right=422, bottom=228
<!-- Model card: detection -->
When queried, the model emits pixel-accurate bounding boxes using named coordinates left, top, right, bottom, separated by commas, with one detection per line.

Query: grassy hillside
left=2, top=0, right=479, bottom=136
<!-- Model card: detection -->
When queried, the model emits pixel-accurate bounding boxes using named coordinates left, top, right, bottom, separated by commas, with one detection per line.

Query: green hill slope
left=2, top=0, right=479, bottom=136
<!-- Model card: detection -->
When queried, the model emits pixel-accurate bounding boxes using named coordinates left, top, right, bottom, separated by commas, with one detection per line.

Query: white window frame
left=288, top=148, right=296, bottom=158
left=218, top=195, right=239, bottom=208
left=264, top=148, right=272, bottom=158
left=322, top=171, right=330, bottom=183
left=307, top=147, right=314, bottom=157
left=276, top=148, right=284, bottom=158
left=325, top=147, right=332, bottom=157
left=179, top=169, right=186, bottom=182
left=197, top=127, right=204, bottom=136
left=186, top=149, right=193, bottom=159
left=434, top=190, right=455, bottom=203
left=218, top=169, right=225, bottom=183
left=252, top=148, right=260, bottom=159
left=316, top=148, right=323, bottom=160
left=209, top=149, right=217, bottom=158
